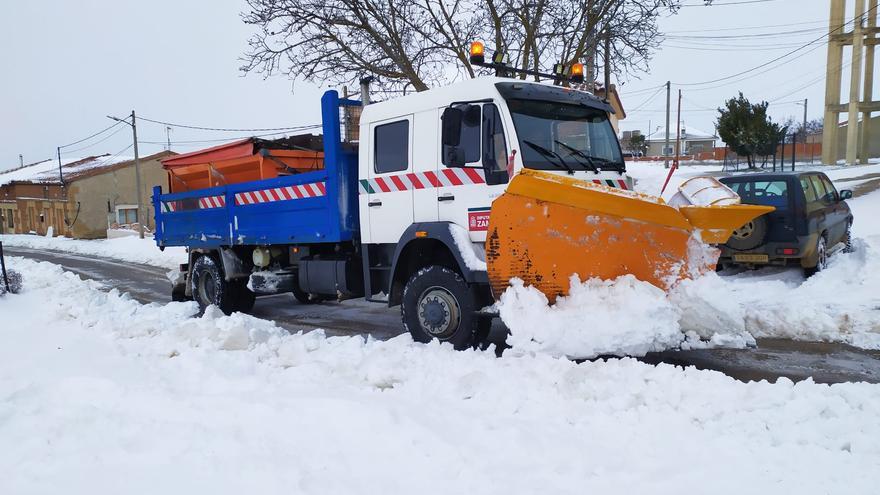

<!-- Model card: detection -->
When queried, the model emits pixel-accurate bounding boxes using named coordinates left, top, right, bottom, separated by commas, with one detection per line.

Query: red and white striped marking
left=591, top=179, right=630, bottom=190
left=198, top=195, right=226, bottom=209
left=359, top=168, right=485, bottom=194
left=234, top=181, right=327, bottom=206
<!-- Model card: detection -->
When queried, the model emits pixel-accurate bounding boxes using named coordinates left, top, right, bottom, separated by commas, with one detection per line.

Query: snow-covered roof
left=644, top=125, right=718, bottom=142
left=0, top=154, right=135, bottom=187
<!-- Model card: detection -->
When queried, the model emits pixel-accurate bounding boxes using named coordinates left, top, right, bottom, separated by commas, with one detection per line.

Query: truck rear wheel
left=191, top=255, right=237, bottom=315
left=401, top=265, right=486, bottom=350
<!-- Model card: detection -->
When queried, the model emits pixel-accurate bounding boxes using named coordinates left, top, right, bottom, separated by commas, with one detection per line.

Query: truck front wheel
left=401, top=265, right=486, bottom=350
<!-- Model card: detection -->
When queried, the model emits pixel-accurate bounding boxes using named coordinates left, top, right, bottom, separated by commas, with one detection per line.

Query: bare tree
left=241, top=0, right=708, bottom=94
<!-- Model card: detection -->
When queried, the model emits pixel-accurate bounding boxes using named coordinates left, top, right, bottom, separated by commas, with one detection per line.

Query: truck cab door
left=365, top=117, right=415, bottom=243
left=437, top=103, right=510, bottom=243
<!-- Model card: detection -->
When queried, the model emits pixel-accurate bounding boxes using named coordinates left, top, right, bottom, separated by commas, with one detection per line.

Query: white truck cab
left=358, top=77, right=631, bottom=248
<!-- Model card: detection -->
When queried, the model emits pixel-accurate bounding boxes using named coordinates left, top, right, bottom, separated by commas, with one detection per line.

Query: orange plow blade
left=485, top=170, right=773, bottom=302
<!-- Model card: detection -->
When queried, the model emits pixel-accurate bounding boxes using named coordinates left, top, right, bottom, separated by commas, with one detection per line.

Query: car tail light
left=776, top=248, right=798, bottom=255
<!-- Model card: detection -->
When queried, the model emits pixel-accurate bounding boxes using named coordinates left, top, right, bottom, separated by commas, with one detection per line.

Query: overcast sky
left=0, top=0, right=870, bottom=171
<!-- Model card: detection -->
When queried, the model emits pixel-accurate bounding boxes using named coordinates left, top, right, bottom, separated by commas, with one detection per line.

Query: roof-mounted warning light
left=570, top=63, right=585, bottom=83
left=469, top=41, right=485, bottom=64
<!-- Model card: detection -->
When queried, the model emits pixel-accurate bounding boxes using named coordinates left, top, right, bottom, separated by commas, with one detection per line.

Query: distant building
left=643, top=125, right=718, bottom=157
left=0, top=151, right=173, bottom=238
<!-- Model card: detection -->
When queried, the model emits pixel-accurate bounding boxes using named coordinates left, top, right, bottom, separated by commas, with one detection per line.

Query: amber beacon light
left=469, top=41, right=485, bottom=64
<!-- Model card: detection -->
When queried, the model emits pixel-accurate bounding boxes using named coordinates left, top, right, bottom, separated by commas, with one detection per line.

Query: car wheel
left=726, top=215, right=768, bottom=251
left=401, top=265, right=484, bottom=350
left=843, top=222, right=854, bottom=253
left=190, top=255, right=237, bottom=315
left=804, top=235, right=828, bottom=277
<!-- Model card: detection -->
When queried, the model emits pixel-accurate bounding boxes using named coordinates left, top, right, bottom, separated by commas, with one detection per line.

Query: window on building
left=374, top=120, right=409, bottom=174
left=117, top=208, right=138, bottom=225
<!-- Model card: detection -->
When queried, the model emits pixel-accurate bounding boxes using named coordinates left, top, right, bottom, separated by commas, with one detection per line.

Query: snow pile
left=500, top=275, right=683, bottom=358
left=2, top=256, right=880, bottom=494
left=497, top=235, right=880, bottom=359
left=0, top=233, right=185, bottom=270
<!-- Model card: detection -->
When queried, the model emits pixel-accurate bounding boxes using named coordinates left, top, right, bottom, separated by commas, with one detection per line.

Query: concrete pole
left=664, top=81, right=671, bottom=169
left=860, top=0, right=877, bottom=162
left=131, top=111, right=144, bottom=239
left=846, top=0, right=866, bottom=165
left=822, top=0, right=846, bottom=165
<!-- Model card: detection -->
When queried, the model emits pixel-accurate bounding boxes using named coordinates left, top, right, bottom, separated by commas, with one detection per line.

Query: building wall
left=66, top=157, right=168, bottom=239
left=0, top=183, right=69, bottom=235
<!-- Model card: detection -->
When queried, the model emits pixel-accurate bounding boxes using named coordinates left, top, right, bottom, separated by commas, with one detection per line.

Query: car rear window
left=727, top=180, right=790, bottom=208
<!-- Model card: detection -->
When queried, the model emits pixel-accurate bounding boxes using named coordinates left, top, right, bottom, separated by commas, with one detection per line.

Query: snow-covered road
left=2, top=258, right=879, bottom=494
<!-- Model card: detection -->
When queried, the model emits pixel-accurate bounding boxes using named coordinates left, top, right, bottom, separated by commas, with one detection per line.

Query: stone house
left=0, top=151, right=174, bottom=238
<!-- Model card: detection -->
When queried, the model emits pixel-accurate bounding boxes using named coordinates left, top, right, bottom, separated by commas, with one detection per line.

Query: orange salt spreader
left=485, top=169, right=774, bottom=303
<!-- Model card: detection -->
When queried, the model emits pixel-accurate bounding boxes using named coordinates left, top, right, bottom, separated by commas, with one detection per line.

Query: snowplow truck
left=153, top=76, right=770, bottom=349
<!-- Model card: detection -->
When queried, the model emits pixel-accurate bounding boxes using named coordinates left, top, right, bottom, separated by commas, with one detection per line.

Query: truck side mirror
left=840, top=189, right=853, bottom=200
left=442, top=107, right=465, bottom=167
left=441, top=107, right=462, bottom=147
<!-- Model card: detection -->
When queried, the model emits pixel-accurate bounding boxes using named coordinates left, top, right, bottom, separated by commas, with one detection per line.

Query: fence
left=721, top=135, right=823, bottom=172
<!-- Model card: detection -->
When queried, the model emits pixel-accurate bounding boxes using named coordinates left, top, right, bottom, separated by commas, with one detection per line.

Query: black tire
left=230, top=281, right=256, bottom=313
left=190, top=255, right=237, bottom=315
left=804, top=235, right=828, bottom=277
left=843, top=222, right=854, bottom=254
left=726, top=215, right=769, bottom=251
left=401, top=265, right=486, bottom=350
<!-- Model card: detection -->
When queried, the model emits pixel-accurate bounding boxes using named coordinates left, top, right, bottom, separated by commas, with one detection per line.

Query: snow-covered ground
left=0, top=234, right=185, bottom=271
left=2, top=257, right=879, bottom=494
left=4, top=161, right=880, bottom=357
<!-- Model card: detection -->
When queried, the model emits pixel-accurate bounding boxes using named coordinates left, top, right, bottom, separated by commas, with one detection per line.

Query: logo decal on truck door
left=468, top=207, right=492, bottom=231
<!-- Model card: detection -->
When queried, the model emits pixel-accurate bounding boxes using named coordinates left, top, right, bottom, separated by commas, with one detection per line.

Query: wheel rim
left=198, top=271, right=217, bottom=306
left=417, top=286, right=461, bottom=339
left=732, top=221, right=754, bottom=239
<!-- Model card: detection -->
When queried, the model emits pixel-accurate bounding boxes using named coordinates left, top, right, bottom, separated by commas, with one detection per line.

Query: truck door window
left=482, top=103, right=509, bottom=185
left=374, top=120, right=409, bottom=174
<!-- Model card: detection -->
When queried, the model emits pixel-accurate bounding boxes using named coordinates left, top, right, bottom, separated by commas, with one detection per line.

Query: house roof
left=644, top=125, right=718, bottom=142
left=0, top=150, right=175, bottom=187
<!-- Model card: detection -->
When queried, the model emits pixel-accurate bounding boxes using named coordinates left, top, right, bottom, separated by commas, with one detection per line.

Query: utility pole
left=165, top=126, right=172, bottom=151
left=603, top=27, right=612, bottom=104
left=796, top=98, right=808, bottom=164
left=106, top=111, right=145, bottom=239
left=57, top=147, right=64, bottom=184
left=664, top=81, right=671, bottom=169
left=131, top=111, right=144, bottom=239
left=674, top=89, right=682, bottom=168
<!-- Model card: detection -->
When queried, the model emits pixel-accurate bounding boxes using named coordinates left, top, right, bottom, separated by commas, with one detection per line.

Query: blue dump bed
left=153, top=91, right=360, bottom=249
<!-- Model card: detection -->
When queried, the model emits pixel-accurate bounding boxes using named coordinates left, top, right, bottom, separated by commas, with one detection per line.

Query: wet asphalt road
left=6, top=245, right=880, bottom=384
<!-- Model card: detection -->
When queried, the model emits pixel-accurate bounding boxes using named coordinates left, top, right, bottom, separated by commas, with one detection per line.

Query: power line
left=59, top=119, right=127, bottom=149
left=680, top=0, right=782, bottom=6
left=664, top=18, right=827, bottom=34
left=628, top=86, right=667, bottom=112
left=673, top=5, right=876, bottom=88
left=137, top=116, right=320, bottom=133
left=666, top=27, right=825, bottom=40
left=136, top=126, right=322, bottom=146
left=60, top=124, right=129, bottom=155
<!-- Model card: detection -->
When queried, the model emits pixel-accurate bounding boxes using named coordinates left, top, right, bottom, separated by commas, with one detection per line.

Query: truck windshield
left=506, top=99, right=624, bottom=172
